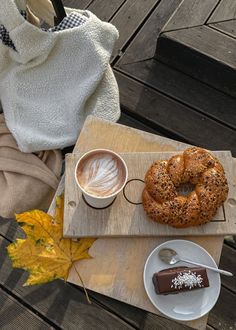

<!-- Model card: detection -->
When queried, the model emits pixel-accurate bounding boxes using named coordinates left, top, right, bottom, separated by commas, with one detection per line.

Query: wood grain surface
left=157, top=26, right=236, bottom=97
left=115, top=71, right=236, bottom=153
left=115, top=60, right=236, bottom=131
left=160, top=26, right=236, bottom=69
left=115, top=0, right=182, bottom=63
left=110, top=0, right=157, bottom=59
left=155, top=0, right=236, bottom=97
left=64, top=151, right=236, bottom=238
left=210, top=20, right=236, bottom=38
left=207, top=0, right=236, bottom=23
left=87, top=0, right=126, bottom=21
left=0, top=287, right=51, bottom=330
left=49, top=115, right=227, bottom=330
left=163, top=0, right=219, bottom=31
left=62, top=0, right=93, bottom=9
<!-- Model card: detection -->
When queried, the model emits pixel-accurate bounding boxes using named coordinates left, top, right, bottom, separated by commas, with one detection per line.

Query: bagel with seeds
left=142, top=147, right=228, bottom=228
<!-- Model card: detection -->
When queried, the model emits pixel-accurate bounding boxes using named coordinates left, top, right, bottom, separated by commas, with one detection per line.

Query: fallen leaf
left=7, top=195, right=96, bottom=290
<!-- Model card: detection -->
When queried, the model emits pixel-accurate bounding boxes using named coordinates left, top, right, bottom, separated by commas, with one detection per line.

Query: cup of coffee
left=75, top=149, right=128, bottom=208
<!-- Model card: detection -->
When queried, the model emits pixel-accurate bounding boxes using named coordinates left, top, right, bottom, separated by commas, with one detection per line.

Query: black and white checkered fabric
left=49, top=12, right=87, bottom=32
left=0, top=11, right=88, bottom=51
left=0, top=25, right=15, bottom=50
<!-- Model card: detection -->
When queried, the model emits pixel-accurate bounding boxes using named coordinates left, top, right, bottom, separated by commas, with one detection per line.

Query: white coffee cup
left=75, top=149, right=128, bottom=208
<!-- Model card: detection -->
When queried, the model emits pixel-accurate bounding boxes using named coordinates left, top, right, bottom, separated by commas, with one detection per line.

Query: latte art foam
left=77, top=152, right=126, bottom=197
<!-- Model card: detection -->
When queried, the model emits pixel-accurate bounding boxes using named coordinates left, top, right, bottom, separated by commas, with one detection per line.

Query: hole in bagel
left=176, top=183, right=195, bottom=196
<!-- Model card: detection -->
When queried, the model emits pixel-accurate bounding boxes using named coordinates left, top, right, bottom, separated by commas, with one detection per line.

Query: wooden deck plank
left=87, top=0, right=126, bottom=21
left=224, top=236, right=236, bottom=250
left=118, top=112, right=162, bottom=135
left=163, top=0, right=219, bottom=31
left=116, top=59, right=236, bottom=130
left=0, top=236, right=134, bottom=330
left=115, top=1, right=236, bottom=130
left=114, top=0, right=182, bottom=64
left=89, top=289, right=232, bottom=330
left=157, top=26, right=236, bottom=97
left=89, top=291, right=193, bottom=330
left=208, top=287, right=236, bottom=330
left=110, top=0, right=158, bottom=59
left=0, top=217, right=24, bottom=241
left=0, top=288, right=52, bottom=330
left=210, top=20, right=236, bottom=39
left=114, top=71, right=236, bottom=154
left=219, top=245, right=236, bottom=293
left=152, top=0, right=236, bottom=97
left=159, top=25, right=236, bottom=68
left=63, top=0, right=94, bottom=9
left=208, top=0, right=236, bottom=23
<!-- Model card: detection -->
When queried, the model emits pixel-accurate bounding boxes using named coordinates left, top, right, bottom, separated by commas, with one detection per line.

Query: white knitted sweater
left=0, top=0, right=120, bottom=152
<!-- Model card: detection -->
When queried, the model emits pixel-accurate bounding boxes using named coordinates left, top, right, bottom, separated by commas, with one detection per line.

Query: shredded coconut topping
left=171, top=270, right=204, bottom=290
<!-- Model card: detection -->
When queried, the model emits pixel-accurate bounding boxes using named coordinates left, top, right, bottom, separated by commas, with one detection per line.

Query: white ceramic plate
left=143, top=239, right=221, bottom=321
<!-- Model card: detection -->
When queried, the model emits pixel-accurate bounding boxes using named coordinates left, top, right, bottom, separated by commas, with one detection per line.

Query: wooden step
left=155, top=0, right=236, bottom=97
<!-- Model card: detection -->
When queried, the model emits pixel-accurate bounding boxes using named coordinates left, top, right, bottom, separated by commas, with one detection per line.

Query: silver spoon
left=159, top=248, right=233, bottom=276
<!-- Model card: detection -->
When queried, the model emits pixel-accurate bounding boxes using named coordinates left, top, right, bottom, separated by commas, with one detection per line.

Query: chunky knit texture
left=0, top=0, right=120, bottom=152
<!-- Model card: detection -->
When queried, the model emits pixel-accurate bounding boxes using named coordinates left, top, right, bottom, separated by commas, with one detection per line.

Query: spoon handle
left=181, top=259, right=233, bottom=276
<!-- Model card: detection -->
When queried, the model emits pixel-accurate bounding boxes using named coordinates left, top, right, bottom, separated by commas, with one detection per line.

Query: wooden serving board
left=64, top=151, right=236, bottom=238
left=49, top=116, right=233, bottom=330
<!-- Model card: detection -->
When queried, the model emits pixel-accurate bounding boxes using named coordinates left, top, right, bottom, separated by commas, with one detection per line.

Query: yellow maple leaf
left=7, top=195, right=96, bottom=291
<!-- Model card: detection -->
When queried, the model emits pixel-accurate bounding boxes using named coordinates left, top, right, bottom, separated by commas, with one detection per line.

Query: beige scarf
left=0, top=114, right=62, bottom=218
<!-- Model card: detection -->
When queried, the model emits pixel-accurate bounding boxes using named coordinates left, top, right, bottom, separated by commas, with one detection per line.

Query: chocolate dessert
left=152, top=267, right=209, bottom=295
